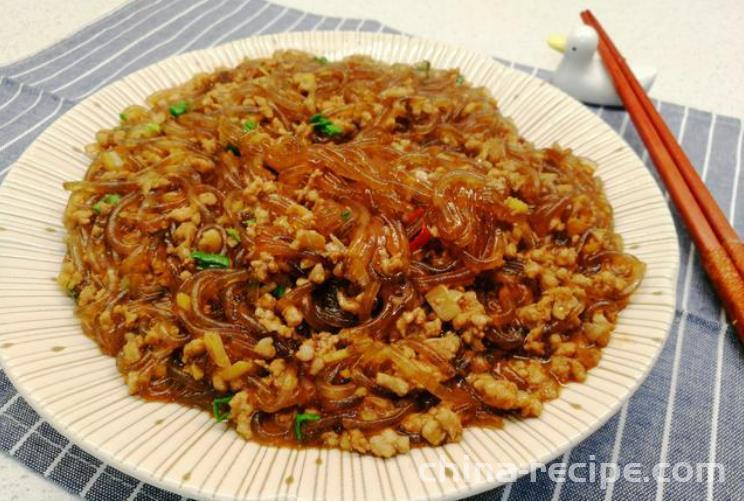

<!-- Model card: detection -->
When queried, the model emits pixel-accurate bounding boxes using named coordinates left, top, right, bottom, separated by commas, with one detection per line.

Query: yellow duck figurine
left=548, top=25, right=656, bottom=107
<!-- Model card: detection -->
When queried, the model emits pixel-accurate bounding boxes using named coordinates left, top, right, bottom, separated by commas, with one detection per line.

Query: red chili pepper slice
left=403, top=207, right=425, bottom=225
left=409, top=224, right=432, bottom=251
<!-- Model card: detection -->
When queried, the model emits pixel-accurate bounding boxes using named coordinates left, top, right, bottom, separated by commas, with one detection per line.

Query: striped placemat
left=0, top=0, right=742, bottom=499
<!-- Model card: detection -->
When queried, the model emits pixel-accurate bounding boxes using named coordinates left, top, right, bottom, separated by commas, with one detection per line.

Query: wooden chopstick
left=581, top=10, right=744, bottom=279
left=579, top=10, right=744, bottom=340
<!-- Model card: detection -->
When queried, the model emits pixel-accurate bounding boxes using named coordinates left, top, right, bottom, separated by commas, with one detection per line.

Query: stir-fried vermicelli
left=59, top=51, right=644, bottom=457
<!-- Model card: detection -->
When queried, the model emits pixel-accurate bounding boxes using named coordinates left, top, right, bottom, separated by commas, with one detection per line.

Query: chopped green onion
left=119, top=112, right=128, bottom=122
left=314, top=56, right=329, bottom=64
left=456, top=74, right=465, bottom=85
left=226, top=228, right=240, bottom=241
left=92, top=193, right=121, bottom=214
left=243, top=120, right=257, bottom=132
left=272, top=284, right=286, bottom=298
left=145, top=122, right=161, bottom=134
left=169, top=100, right=188, bottom=117
left=102, top=193, right=121, bottom=205
left=243, top=219, right=256, bottom=227
left=416, top=60, right=431, bottom=77
left=191, top=251, right=230, bottom=270
left=212, top=394, right=233, bottom=423
left=309, top=114, right=342, bottom=137
left=340, top=209, right=352, bottom=221
left=294, top=412, right=321, bottom=441
left=226, top=143, right=241, bottom=156
left=323, top=124, right=342, bottom=136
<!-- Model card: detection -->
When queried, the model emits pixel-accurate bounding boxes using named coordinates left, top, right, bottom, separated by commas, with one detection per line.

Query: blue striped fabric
left=0, top=1, right=742, bottom=500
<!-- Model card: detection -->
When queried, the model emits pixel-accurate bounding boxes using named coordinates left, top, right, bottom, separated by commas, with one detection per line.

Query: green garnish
left=294, top=412, right=321, bottom=441
left=191, top=251, right=230, bottom=270
left=145, top=122, right=161, bottom=134
left=169, top=100, right=188, bottom=117
left=314, top=56, right=329, bottom=64
left=243, top=120, right=257, bottom=132
left=416, top=60, right=431, bottom=77
left=119, top=112, right=128, bottom=122
left=243, top=218, right=256, bottom=227
left=226, top=228, right=240, bottom=241
left=456, top=74, right=465, bottom=85
left=309, top=114, right=342, bottom=137
left=92, top=193, right=121, bottom=214
left=272, top=284, right=286, bottom=298
left=212, top=395, right=233, bottom=423
left=340, top=209, right=352, bottom=221
left=226, top=143, right=241, bottom=156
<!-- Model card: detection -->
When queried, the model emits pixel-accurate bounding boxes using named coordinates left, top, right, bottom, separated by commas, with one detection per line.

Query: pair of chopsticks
left=579, top=10, right=744, bottom=342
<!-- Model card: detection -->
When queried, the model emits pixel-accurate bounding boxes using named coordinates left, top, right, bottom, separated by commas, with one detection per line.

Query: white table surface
left=0, top=0, right=741, bottom=499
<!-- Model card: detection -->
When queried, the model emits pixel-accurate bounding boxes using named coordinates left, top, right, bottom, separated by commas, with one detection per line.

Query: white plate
left=0, top=32, right=678, bottom=500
